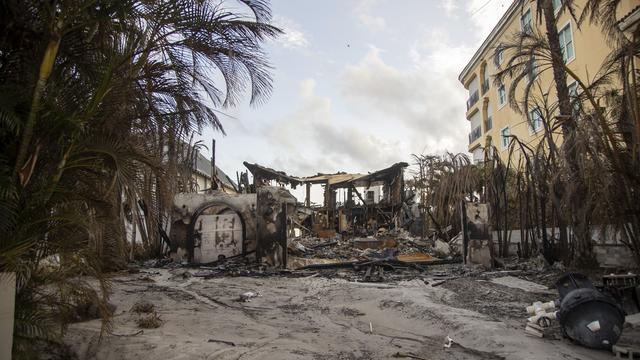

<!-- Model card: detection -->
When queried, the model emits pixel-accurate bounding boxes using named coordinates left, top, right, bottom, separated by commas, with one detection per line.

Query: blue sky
left=199, top=0, right=512, bottom=186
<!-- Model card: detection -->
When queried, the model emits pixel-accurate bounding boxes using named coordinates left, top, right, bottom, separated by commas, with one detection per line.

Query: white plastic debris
left=444, top=335, right=453, bottom=348
left=526, top=300, right=557, bottom=327
left=239, top=291, right=259, bottom=302
left=526, top=301, right=556, bottom=315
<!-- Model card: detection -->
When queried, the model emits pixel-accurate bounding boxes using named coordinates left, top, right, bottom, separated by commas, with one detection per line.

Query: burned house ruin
left=243, top=161, right=410, bottom=238
left=168, top=161, right=413, bottom=267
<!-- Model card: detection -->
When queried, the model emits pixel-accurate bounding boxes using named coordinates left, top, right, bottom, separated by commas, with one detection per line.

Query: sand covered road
left=63, top=268, right=621, bottom=360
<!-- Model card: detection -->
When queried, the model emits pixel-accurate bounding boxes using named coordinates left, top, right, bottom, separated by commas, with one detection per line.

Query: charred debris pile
left=166, top=161, right=469, bottom=281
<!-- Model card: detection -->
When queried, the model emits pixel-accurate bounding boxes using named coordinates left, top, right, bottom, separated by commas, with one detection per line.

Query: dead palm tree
left=492, top=0, right=640, bottom=266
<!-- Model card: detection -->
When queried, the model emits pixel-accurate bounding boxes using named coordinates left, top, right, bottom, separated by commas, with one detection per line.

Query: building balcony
left=481, top=79, right=490, bottom=94
left=466, top=90, right=479, bottom=111
left=468, top=125, right=482, bottom=144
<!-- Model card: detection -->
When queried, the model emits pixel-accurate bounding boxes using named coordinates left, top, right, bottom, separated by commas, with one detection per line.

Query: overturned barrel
left=555, top=273, right=625, bottom=349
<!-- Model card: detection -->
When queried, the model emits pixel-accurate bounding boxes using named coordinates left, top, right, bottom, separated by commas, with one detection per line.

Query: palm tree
left=492, top=0, right=640, bottom=266
left=0, top=0, right=280, bottom=355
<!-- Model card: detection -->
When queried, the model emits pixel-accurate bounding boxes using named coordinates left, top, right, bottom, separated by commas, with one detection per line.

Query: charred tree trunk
left=539, top=0, right=595, bottom=266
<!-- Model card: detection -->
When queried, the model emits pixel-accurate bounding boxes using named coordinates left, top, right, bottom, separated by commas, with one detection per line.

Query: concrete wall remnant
left=467, top=239, right=492, bottom=268
left=463, top=202, right=492, bottom=267
left=256, top=187, right=296, bottom=267
left=169, top=187, right=296, bottom=265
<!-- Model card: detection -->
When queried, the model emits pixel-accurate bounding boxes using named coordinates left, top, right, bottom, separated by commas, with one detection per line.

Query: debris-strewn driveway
left=64, top=268, right=632, bottom=360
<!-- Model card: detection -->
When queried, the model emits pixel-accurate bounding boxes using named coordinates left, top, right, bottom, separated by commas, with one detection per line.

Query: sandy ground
left=63, top=266, right=639, bottom=360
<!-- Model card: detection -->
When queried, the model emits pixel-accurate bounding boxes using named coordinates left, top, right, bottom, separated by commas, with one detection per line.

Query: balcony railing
left=468, top=125, right=482, bottom=144
left=481, top=79, right=490, bottom=94
left=486, top=116, right=492, bottom=131
left=466, top=90, right=479, bottom=110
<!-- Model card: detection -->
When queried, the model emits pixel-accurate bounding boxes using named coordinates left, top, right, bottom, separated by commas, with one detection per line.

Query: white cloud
left=339, top=33, right=474, bottom=155
left=273, top=15, right=309, bottom=49
left=440, top=0, right=459, bottom=18
left=354, top=0, right=386, bottom=32
left=259, top=78, right=404, bottom=175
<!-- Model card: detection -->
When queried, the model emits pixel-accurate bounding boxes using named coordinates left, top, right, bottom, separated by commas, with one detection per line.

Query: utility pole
left=211, top=138, right=218, bottom=190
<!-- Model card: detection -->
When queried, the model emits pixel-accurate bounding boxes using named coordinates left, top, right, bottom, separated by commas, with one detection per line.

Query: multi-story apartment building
left=459, top=0, right=639, bottom=164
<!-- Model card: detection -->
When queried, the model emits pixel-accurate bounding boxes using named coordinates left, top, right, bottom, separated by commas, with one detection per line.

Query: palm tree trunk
left=539, top=0, right=595, bottom=266
left=15, top=36, right=61, bottom=179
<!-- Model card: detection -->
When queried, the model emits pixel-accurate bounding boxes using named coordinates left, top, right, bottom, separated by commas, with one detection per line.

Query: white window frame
left=525, top=55, right=537, bottom=83
left=520, top=8, right=533, bottom=33
left=528, top=107, right=543, bottom=134
left=568, top=81, right=578, bottom=97
left=500, top=126, right=511, bottom=149
left=558, top=21, right=575, bottom=65
left=553, top=0, right=562, bottom=15
left=498, top=84, right=507, bottom=109
left=568, top=81, right=580, bottom=113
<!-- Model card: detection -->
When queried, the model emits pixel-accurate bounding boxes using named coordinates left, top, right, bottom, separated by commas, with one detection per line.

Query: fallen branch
left=207, top=339, right=236, bottom=346
left=109, top=330, right=144, bottom=337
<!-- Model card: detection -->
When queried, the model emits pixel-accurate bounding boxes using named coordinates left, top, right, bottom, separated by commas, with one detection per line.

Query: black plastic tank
left=555, top=273, right=626, bottom=349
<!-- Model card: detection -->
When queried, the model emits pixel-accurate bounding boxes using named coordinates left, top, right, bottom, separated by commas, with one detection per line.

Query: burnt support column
left=460, top=201, right=468, bottom=264
left=256, top=188, right=287, bottom=268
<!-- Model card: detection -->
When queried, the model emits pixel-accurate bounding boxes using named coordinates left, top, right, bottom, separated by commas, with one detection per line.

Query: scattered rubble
left=124, top=188, right=640, bottom=358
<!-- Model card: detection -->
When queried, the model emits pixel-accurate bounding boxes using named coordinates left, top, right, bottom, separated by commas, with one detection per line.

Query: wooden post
left=305, top=183, right=311, bottom=207
left=0, top=272, right=16, bottom=360
left=460, top=201, right=469, bottom=264
left=211, top=138, right=218, bottom=190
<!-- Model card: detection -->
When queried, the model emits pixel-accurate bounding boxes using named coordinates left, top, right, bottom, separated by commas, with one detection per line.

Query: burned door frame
left=186, top=203, right=248, bottom=263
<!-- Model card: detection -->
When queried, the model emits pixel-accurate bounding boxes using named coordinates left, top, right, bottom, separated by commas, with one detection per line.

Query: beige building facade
left=460, top=0, right=639, bottom=164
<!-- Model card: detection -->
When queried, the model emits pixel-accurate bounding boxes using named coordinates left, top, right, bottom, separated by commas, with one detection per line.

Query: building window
left=521, top=8, right=532, bottom=33
left=366, top=190, right=375, bottom=203
left=526, top=56, right=537, bottom=83
left=472, top=148, right=484, bottom=164
left=568, top=81, right=581, bottom=114
left=495, top=45, right=504, bottom=66
left=501, top=127, right=511, bottom=149
left=529, top=107, right=543, bottom=133
left=553, top=0, right=562, bottom=14
left=498, top=84, right=507, bottom=108
left=469, top=125, right=482, bottom=144
left=559, top=23, right=575, bottom=63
